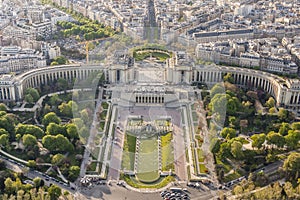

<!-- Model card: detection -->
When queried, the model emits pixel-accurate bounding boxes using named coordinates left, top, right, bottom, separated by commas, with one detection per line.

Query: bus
left=170, top=187, right=183, bottom=192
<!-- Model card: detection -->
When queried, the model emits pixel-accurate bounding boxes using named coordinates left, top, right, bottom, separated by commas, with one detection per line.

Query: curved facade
left=1, top=62, right=300, bottom=114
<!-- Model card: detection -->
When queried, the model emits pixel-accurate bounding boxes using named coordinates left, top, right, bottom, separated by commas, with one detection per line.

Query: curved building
left=1, top=54, right=300, bottom=115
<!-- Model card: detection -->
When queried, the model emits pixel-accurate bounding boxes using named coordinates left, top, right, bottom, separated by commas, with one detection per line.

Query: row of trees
left=231, top=152, right=300, bottom=199
left=0, top=162, right=65, bottom=200
left=50, top=56, right=69, bottom=66
left=57, top=16, right=115, bottom=40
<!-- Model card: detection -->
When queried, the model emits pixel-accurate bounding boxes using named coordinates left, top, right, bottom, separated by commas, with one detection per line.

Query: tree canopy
left=220, top=127, right=236, bottom=139
left=283, top=152, right=300, bottom=181
left=24, top=88, right=40, bottom=103
left=42, top=112, right=61, bottom=127
left=251, top=133, right=266, bottom=149
left=266, top=131, right=285, bottom=148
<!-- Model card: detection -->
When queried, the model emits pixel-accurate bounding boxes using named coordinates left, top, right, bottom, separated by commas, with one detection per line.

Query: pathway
left=80, top=88, right=103, bottom=177
left=195, top=99, right=219, bottom=187
left=182, top=105, right=196, bottom=179
left=99, top=105, right=117, bottom=177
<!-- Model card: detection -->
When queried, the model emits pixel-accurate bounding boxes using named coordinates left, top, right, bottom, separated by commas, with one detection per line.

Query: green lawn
left=136, top=136, right=160, bottom=183
left=216, top=156, right=232, bottom=173
left=223, top=169, right=244, bottom=182
left=101, top=102, right=109, bottom=109
left=99, top=121, right=105, bottom=131
left=195, top=135, right=203, bottom=146
left=133, top=51, right=171, bottom=62
left=100, top=110, right=107, bottom=120
left=87, top=162, right=97, bottom=171
left=121, top=133, right=136, bottom=171
left=199, top=164, right=208, bottom=173
left=121, top=174, right=174, bottom=188
left=197, top=148, right=204, bottom=163
left=161, top=132, right=174, bottom=171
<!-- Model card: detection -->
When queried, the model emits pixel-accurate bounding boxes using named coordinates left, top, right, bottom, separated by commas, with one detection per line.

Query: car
left=161, top=191, right=167, bottom=196
left=187, top=182, right=195, bottom=187
left=163, top=192, right=170, bottom=197
left=71, top=187, right=75, bottom=190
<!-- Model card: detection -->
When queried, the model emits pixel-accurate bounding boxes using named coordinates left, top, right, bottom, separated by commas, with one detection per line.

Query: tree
left=51, top=61, right=59, bottom=66
left=0, top=128, right=8, bottom=136
left=208, top=93, right=227, bottom=125
left=227, top=96, right=241, bottom=115
left=0, top=134, right=8, bottom=147
left=283, top=152, right=300, bottom=181
left=57, top=78, right=68, bottom=91
left=49, top=94, right=62, bottom=106
left=269, top=107, right=276, bottom=114
left=0, top=103, right=7, bottom=111
left=66, top=123, right=79, bottom=141
left=228, top=116, right=237, bottom=128
left=43, top=104, right=51, bottom=115
left=210, top=138, right=221, bottom=154
left=251, top=133, right=266, bottom=149
left=55, top=134, right=74, bottom=152
left=27, top=160, right=36, bottom=168
left=46, top=123, right=66, bottom=136
left=291, top=122, right=300, bottom=131
left=4, top=177, right=14, bottom=194
left=33, top=177, right=42, bottom=188
left=223, top=73, right=234, bottom=84
left=265, top=97, right=275, bottom=108
left=219, top=142, right=231, bottom=159
left=24, top=94, right=34, bottom=104
left=220, top=127, right=236, bottom=139
left=47, top=184, right=62, bottom=200
left=278, top=122, right=290, bottom=136
left=266, top=131, right=285, bottom=148
left=285, top=130, right=300, bottom=150
left=22, top=134, right=37, bottom=149
left=68, top=166, right=80, bottom=181
left=25, top=88, right=40, bottom=102
left=58, top=101, right=78, bottom=118
left=278, top=108, right=288, bottom=121
left=42, top=135, right=56, bottom=151
left=210, top=83, right=225, bottom=98
left=231, top=141, right=244, bottom=160
left=80, top=109, right=89, bottom=123
left=0, top=113, right=16, bottom=140
left=51, top=153, right=65, bottom=166
left=15, top=124, right=44, bottom=139
left=42, top=134, right=74, bottom=153
left=52, top=56, right=68, bottom=65
left=233, top=185, right=243, bottom=195
left=283, top=181, right=296, bottom=199
left=42, top=112, right=61, bottom=127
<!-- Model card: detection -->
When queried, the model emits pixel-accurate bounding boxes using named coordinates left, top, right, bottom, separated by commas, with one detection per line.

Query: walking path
left=182, top=105, right=196, bottom=178
left=100, top=105, right=117, bottom=177
left=80, top=88, right=103, bottom=177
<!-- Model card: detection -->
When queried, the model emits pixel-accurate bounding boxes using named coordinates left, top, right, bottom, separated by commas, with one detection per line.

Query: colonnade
left=0, top=86, right=15, bottom=101
left=190, top=70, right=222, bottom=83
left=135, top=94, right=165, bottom=104
left=1, top=63, right=300, bottom=114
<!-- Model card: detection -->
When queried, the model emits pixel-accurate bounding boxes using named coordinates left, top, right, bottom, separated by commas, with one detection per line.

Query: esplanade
left=1, top=53, right=300, bottom=115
